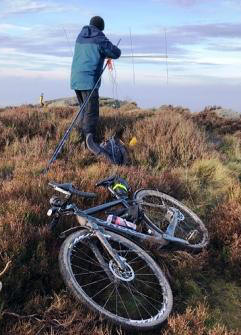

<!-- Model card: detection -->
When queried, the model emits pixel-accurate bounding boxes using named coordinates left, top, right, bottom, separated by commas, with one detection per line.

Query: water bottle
left=107, top=215, right=136, bottom=230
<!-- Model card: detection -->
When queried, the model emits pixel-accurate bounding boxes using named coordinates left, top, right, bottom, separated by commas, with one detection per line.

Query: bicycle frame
left=47, top=198, right=167, bottom=273
left=79, top=193, right=190, bottom=246
left=79, top=209, right=168, bottom=246
left=48, top=184, right=190, bottom=247
left=51, top=200, right=187, bottom=250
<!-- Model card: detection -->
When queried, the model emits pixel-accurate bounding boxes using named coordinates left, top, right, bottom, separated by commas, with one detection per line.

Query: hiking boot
left=86, top=133, right=101, bottom=155
left=86, top=133, right=112, bottom=162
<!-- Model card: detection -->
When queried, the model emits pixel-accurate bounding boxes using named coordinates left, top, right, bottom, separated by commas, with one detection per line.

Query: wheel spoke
left=80, top=277, right=108, bottom=288
left=134, top=277, right=163, bottom=295
left=72, top=247, right=100, bottom=267
left=135, top=273, right=158, bottom=276
left=128, top=283, right=163, bottom=309
left=125, top=282, right=147, bottom=320
left=71, top=256, right=100, bottom=268
left=118, top=241, right=129, bottom=259
left=91, top=282, right=114, bottom=300
left=128, top=255, right=142, bottom=265
left=135, top=263, right=149, bottom=273
left=73, top=268, right=105, bottom=276
left=134, top=278, right=162, bottom=286
left=102, top=285, right=116, bottom=309
left=115, top=285, right=118, bottom=316
left=115, top=284, right=131, bottom=320
left=124, top=282, right=153, bottom=319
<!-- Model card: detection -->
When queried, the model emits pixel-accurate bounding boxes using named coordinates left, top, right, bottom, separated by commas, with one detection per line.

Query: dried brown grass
left=0, top=104, right=241, bottom=334
left=163, top=303, right=240, bottom=335
left=2, top=292, right=116, bottom=335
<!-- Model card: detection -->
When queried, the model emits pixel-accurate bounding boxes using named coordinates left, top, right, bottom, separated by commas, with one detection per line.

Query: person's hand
left=107, top=58, right=113, bottom=71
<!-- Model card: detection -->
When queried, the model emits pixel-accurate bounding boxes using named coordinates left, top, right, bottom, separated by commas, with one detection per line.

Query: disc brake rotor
left=109, top=258, right=135, bottom=282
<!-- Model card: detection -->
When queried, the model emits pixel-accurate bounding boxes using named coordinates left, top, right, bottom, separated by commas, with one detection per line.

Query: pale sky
left=1, top=0, right=241, bottom=111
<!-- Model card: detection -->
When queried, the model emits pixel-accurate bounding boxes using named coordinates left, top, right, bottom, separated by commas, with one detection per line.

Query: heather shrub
left=0, top=108, right=56, bottom=144
left=98, top=107, right=154, bottom=142
left=193, top=109, right=241, bottom=135
left=1, top=104, right=241, bottom=334
left=210, top=201, right=241, bottom=244
left=118, top=101, right=139, bottom=112
left=230, top=234, right=241, bottom=269
left=129, top=111, right=209, bottom=170
left=209, top=201, right=241, bottom=274
left=0, top=107, right=77, bottom=153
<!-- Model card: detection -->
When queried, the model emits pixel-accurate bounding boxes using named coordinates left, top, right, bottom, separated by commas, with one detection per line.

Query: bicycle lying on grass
left=47, top=176, right=208, bottom=331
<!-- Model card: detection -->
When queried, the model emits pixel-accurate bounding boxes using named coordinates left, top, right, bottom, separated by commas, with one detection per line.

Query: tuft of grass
left=218, top=135, right=241, bottom=162
left=207, top=280, right=241, bottom=330
left=178, top=158, right=241, bottom=217
left=163, top=303, right=239, bottom=335
left=0, top=163, right=14, bottom=181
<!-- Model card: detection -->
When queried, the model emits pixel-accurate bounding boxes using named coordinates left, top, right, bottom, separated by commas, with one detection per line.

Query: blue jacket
left=71, top=25, right=121, bottom=90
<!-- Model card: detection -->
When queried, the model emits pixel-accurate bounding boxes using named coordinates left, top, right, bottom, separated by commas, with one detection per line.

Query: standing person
left=71, top=16, right=121, bottom=145
left=39, top=93, right=44, bottom=107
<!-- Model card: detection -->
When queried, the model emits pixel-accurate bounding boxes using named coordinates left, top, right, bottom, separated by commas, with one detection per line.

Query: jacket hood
left=80, top=25, right=104, bottom=38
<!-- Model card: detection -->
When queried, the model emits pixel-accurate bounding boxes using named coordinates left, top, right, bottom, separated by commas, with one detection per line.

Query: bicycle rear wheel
left=135, top=189, right=208, bottom=249
left=59, top=229, right=173, bottom=331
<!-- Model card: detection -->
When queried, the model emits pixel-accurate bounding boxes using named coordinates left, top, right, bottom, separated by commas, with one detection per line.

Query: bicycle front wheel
left=135, top=189, right=209, bottom=249
left=59, top=229, right=173, bottom=331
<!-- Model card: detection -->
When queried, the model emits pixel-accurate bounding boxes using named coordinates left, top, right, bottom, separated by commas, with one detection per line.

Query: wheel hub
left=109, top=259, right=135, bottom=282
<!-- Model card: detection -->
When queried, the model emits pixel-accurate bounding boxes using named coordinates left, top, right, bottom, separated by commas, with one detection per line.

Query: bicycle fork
left=77, top=215, right=127, bottom=271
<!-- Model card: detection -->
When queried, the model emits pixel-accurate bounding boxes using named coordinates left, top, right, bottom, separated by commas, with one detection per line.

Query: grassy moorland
left=0, top=102, right=241, bottom=335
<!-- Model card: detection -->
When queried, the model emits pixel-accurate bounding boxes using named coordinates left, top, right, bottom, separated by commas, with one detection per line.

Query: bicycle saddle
left=96, top=176, right=116, bottom=187
left=49, top=182, right=97, bottom=198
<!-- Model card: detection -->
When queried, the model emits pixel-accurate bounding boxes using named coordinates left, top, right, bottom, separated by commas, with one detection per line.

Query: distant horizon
left=1, top=85, right=240, bottom=114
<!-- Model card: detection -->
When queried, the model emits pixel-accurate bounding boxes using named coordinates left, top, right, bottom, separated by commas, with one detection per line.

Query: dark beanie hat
left=90, top=16, right=105, bottom=31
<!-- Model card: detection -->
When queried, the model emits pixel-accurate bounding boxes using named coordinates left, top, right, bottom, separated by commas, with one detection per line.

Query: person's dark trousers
left=75, top=89, right=99, bottom=141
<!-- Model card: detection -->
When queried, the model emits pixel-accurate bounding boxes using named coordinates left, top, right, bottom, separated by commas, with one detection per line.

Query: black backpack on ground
left=86, top=133, right=128, bottom=165
left=100, top=136, right=128, bottom=165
